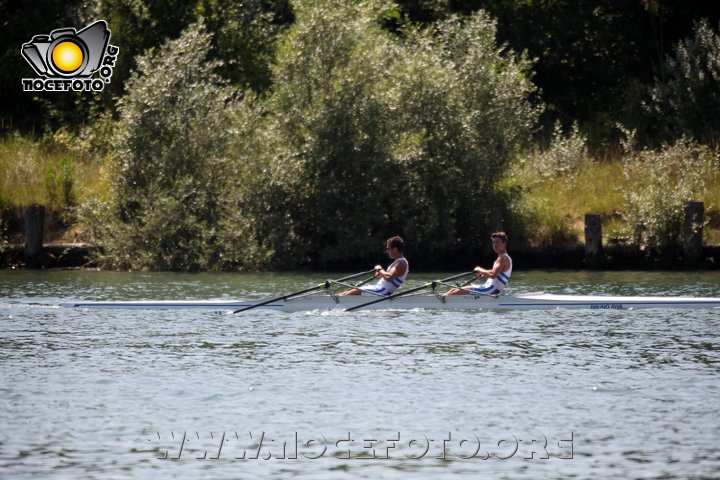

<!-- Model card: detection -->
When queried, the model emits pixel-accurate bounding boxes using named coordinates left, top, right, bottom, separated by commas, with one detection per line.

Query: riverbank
left=1, top=243, right=95, bottom=269
left=3, top=242, right=719, bottom=270
left=2, top=135, right=719, bottom=271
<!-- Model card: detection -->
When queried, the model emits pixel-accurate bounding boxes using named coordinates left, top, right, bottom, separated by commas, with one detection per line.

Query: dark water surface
left=1, top=270, right=719, bottom=479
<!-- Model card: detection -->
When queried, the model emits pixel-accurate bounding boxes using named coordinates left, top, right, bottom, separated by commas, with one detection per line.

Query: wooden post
left=24, top=204, right=45, bottom=267
left=584, top=213, right=602, bottom=267
left=684, top=201, right=704, bottom=266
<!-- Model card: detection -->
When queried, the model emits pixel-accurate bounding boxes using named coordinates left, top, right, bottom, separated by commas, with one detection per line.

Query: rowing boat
left=61, top=292, right=720, bottom=312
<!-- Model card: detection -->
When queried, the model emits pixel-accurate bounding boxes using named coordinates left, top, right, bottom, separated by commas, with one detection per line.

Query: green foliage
left=437, top=1, right=720, bottom=146
left=645, top=19, right=720, bottom=145
left=391, top=13, right=540, bottom=259
left=512, top=196, right=580, bottom=249
left=259, top=0, right=404, bottom=265
left=44, top=154, right=76, bottom=207
left=196, top=0, right=293, bottom=91
left=4, top=0, right=720, bottom=270
left=0, top=0, right=290, bottom=133
left=3, top=0, right=718, bottom=147
left=252, top=0, right=540, bottom=267
left=0, top=133, right=99, bottom=209
left=517, top=123, right=589, bottom=182
left=85, top=22, right=269, bottom=271
left=503, top=124, right=588, bottom=247
left=82, top=0, right=292, bottom=96
left=622, top=138, right=717, bottom=257
left=502, top=127, right=720, bottom=250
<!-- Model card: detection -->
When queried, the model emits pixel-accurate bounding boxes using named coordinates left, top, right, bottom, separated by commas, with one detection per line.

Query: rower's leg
left=443, top=288, right=465, bottom=296
left=339, top=289, right=362, bottom=296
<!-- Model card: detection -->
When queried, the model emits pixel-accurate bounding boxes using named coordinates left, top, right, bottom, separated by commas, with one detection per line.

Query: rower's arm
left=378, top=260, right=407, bottom=281
left=475, top=257, right=509, bottom=278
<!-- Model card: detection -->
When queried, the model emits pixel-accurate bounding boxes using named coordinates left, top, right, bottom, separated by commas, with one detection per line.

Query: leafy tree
left=0, top=0, right=291, bottom=134
left=86, top=22, right=267, bottom=271
left=255, top=0, right=401, bottom=266
left=387, top=12, right=539, bottom=263
left=644, top=19, right=720, bottom=145
left=437, top=0, right=720, bottom=146
left=254, top=0, right=539, bottom=267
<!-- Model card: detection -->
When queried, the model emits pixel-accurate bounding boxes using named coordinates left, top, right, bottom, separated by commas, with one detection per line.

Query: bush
left=257, top=0, right=401, bottom=266
left=521, top=123, right=589, bottom=183
left=622, top=137, right=717, bottom=257
left=644, top=19, right=720, bottom=145
left=84, top=22, right=269, bottom=271
left=503, top=124, right=588, bottom=247
left=387, top=12, right=540, bottom=261
left=255, top=1, right=540, bottom=267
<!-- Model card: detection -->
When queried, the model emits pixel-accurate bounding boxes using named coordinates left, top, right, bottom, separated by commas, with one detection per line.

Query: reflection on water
left=0, top=270, right=719, bottom=479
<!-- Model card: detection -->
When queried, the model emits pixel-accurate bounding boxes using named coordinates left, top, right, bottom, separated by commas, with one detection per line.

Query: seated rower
left=340, top=236, right=409, bottom=296
left=445, top=232, right=512, bottom=296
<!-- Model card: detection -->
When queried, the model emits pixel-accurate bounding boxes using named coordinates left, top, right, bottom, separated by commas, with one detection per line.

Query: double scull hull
left=62, top=292, right=720, bottom=312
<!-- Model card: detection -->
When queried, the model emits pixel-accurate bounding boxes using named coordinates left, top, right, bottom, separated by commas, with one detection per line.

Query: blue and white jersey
left=361, top=257, right=409, bottom=296
left=468, top=254, right=512, bottom=296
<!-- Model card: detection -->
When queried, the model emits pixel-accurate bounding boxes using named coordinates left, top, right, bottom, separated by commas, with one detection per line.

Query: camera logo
left=21, top=20, right=119, bottom=92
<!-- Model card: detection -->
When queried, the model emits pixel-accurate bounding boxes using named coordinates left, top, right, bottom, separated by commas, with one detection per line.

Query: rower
left=340, top=236, right=409, bottom=296
left=444, top=232, right=512, bottom=296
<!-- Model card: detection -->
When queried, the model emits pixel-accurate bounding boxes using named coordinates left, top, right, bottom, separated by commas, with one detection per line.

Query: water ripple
left=1, top=270, right=718, bottom=479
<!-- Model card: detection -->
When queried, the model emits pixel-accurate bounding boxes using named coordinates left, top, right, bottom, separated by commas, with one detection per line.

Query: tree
left=644, top=19, right=720, bottom=145
left=254, top=0, right=540, bottom=267
left=406, top=0, right=720, bottom=146
left=87, top=22, right=267, bottom=270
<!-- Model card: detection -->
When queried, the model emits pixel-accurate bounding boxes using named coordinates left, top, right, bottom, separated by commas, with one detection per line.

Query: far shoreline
left=2, top=242, right=719, bottom=271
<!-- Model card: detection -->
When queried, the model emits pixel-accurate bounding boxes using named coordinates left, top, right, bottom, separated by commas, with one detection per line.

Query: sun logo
left=52, top=41, right=85, bottom=73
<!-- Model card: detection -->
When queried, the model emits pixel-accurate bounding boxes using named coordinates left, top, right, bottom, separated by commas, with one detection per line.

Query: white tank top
left=481, top=253, right=512, bottom=292
left=377, top=257, right=409, bottom=293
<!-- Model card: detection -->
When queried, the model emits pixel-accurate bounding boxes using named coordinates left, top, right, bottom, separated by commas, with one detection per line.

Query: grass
left=504, top=145, right=720, bottom=246
left=0, top=133, right=112, bottom=243
left=701, top=170, right=720, bottom=244
left=0, top=133, right=110, bottom=209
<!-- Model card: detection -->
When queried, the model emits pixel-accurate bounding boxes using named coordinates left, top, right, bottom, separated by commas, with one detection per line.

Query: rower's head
left=491, top=231, right=508, bottom=254
left=385, top=236, right=405, bottom=258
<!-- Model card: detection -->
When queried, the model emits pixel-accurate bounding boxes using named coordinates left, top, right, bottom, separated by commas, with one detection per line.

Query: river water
left=1, top=269, right=719, bottom=479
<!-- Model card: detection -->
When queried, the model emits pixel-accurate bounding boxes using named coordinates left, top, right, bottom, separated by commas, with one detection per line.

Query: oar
left=435, top=273, right=482, bottom=295
left=290, top=275, right=380, bottom=301
left=233, top=269, right=376, bottom=314
left=345, top=271, right=474, bottom=312
left=353, top=274, right=378, bottom=288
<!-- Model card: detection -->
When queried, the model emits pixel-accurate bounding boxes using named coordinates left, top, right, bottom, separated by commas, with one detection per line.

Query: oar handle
left=354, top=275, right=377, bottom=288
left=334, top=269, right=378, bottom=283
left=345, top=271, right=474, bottom=312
